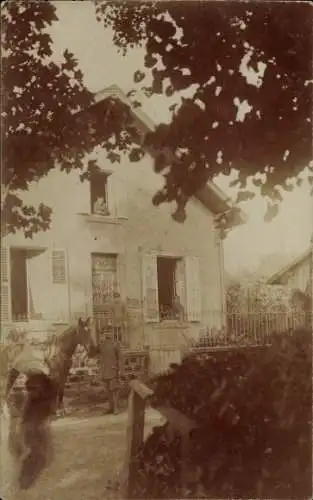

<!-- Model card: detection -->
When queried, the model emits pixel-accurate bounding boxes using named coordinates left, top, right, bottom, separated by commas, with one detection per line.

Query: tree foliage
left=1, top=1, right=134, bottom=237
left=133, top=328, right=312, bottom=498
left=95, top=0, right=313, bottom=220
left=2, top=1, right=312, bottom=237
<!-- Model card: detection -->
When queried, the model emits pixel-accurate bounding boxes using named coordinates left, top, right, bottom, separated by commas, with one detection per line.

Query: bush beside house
left=132, top=328, right=312, bottom=499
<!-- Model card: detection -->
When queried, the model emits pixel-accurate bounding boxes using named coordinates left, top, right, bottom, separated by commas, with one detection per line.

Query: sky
left=48, top=1, right=312, bottom=275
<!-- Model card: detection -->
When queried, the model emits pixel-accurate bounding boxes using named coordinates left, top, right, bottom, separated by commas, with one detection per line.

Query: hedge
left=132, top=328, right=312, bottom=499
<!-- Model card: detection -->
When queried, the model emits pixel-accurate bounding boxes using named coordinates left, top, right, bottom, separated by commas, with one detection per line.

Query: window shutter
left=27, top=250, right=51, bottom=319
left=116, top=253, right=125, bottom=297
left=185, top=256, right=202, bottom=322
left=51, top=249, right=67, bottom=284
left=175, top=259, right=186, bottom=316
left=142, top=254, right=159, bottom=323
left=107, top=171, right=127, bottom=218
left=1, top=246, right=11, bottom=322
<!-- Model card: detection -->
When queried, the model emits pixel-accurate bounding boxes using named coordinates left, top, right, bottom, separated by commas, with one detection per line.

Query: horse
left=46, top=317, right=99, bottom=414
left=2, top=317, right=98, bottom=492
left=2, top=344, right=58, bottom=494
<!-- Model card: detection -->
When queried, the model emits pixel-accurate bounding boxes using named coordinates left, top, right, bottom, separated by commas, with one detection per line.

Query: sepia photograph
left=0, top=1, right=312, bottom=499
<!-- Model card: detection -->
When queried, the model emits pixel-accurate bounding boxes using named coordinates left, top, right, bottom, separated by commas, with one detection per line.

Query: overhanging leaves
left=1, top=1, right=135, bottom=237
left=235, top=190, right=255, bottom=203
left=96, top=0, right=313, bottom=222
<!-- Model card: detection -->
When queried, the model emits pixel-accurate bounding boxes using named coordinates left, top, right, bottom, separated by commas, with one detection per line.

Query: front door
left=91, top=253, right=117, bottom=330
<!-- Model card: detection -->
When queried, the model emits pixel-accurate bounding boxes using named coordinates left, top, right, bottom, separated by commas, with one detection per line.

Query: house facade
left=1, top=86, right=244, bottom=360
left=266, top=246, right=313, bottom=328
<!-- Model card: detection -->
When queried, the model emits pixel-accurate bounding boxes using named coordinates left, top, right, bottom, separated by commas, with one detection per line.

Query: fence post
left=153, top=405, right=197, bottom=495
left=119, top=380, right=153, bottom=499
left=120, top=379, right=200, bottom=498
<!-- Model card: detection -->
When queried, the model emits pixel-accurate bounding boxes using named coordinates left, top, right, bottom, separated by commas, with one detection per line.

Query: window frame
left=91, top=252, right=119, bottom=316
left=90, top=168, right=110, bottom=216
left=156, top=256, right=183, bottom=321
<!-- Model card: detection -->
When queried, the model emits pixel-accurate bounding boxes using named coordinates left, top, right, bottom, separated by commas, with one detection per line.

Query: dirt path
left=53, top=407, right=163, bottom=429
left=1, top=409, right=164, bottom=500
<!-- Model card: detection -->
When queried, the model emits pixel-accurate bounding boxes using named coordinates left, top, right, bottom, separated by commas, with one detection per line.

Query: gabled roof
left=267, top=247, right=312, bottom=284
left=85, top=84, right=246, bottom=229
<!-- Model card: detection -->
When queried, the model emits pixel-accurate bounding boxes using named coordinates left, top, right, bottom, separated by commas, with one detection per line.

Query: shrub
left=133, top=328, right=312, bottom=499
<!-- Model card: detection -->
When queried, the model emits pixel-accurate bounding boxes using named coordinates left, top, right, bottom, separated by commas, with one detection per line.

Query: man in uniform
left=107, top=290, right=127, bottom=345
left=99, top=332, right=121, bottom=414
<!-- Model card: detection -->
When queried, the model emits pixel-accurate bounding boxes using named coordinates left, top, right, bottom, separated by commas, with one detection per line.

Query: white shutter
left=27, top=250, right=51, bottom=319
left=185, top=256, right=202, bottom=322
left=51, top=249, right=67, bottom=284
left=1, top=246, right=11, bottom=322
left=116, top=253, right=125, bottom=298
left=175, top=259, right=186, bottom=316
left=107, top=171, right=127, bottom=218
left=142, top=254, right=159, bottom=323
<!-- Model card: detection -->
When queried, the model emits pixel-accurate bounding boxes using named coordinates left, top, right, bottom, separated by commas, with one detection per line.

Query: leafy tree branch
left=95, top=0, right=313, bottom=221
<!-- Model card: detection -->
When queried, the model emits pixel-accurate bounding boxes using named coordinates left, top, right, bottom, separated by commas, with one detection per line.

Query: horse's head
left=77, top=317, right=99, bottom=358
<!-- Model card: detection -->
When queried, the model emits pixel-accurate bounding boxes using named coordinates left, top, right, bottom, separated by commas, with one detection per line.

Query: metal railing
left=225, top=310, right=311, bottom=344
left=3, top=308, right=309, bottom=341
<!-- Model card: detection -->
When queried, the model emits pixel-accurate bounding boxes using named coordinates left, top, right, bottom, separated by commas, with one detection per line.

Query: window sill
left=79, top=213, right=128, bottom=224
left=7, top=318, right=68, bottom=326
left=151, top=319, right=190, bottom=329
left=160, top=319, right=184, bottom=323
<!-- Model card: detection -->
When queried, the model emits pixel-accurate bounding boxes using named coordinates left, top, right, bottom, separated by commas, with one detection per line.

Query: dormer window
left=90, top=168, right=110, bottom=216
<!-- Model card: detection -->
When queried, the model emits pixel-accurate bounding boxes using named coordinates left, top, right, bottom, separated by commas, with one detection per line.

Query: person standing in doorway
left=173, top=294, right=185, bottom=321
left=107, top=290, right=128, bottom=345
left=99, top=332, right=121, bottom=414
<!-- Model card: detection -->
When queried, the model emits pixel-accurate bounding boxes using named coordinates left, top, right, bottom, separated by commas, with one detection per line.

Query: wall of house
left=119, top=165, right=225, bottom=347
left=281, top=256, right=311, bottom=294
left=2, top=147, right=226, bottom=348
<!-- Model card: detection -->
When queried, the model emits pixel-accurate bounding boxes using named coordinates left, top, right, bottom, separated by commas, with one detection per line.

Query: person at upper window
left=93, top=196, right=109, bottom=215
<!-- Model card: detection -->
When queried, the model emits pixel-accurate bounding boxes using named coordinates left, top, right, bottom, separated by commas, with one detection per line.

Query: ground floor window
left=10, top=248, right=28, bottom=321
left=9, top=247, right=53, bottom=322
left=142, top=253, right=201, bottom=323
left=156, top=256, right=185, bottom=320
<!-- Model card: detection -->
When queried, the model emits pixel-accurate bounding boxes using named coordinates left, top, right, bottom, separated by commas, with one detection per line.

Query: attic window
left=90, top=169, right=110, bottom=216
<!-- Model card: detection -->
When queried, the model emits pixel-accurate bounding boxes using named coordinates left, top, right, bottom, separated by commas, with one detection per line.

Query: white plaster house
left=1, top=85, right=245, bottom=352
